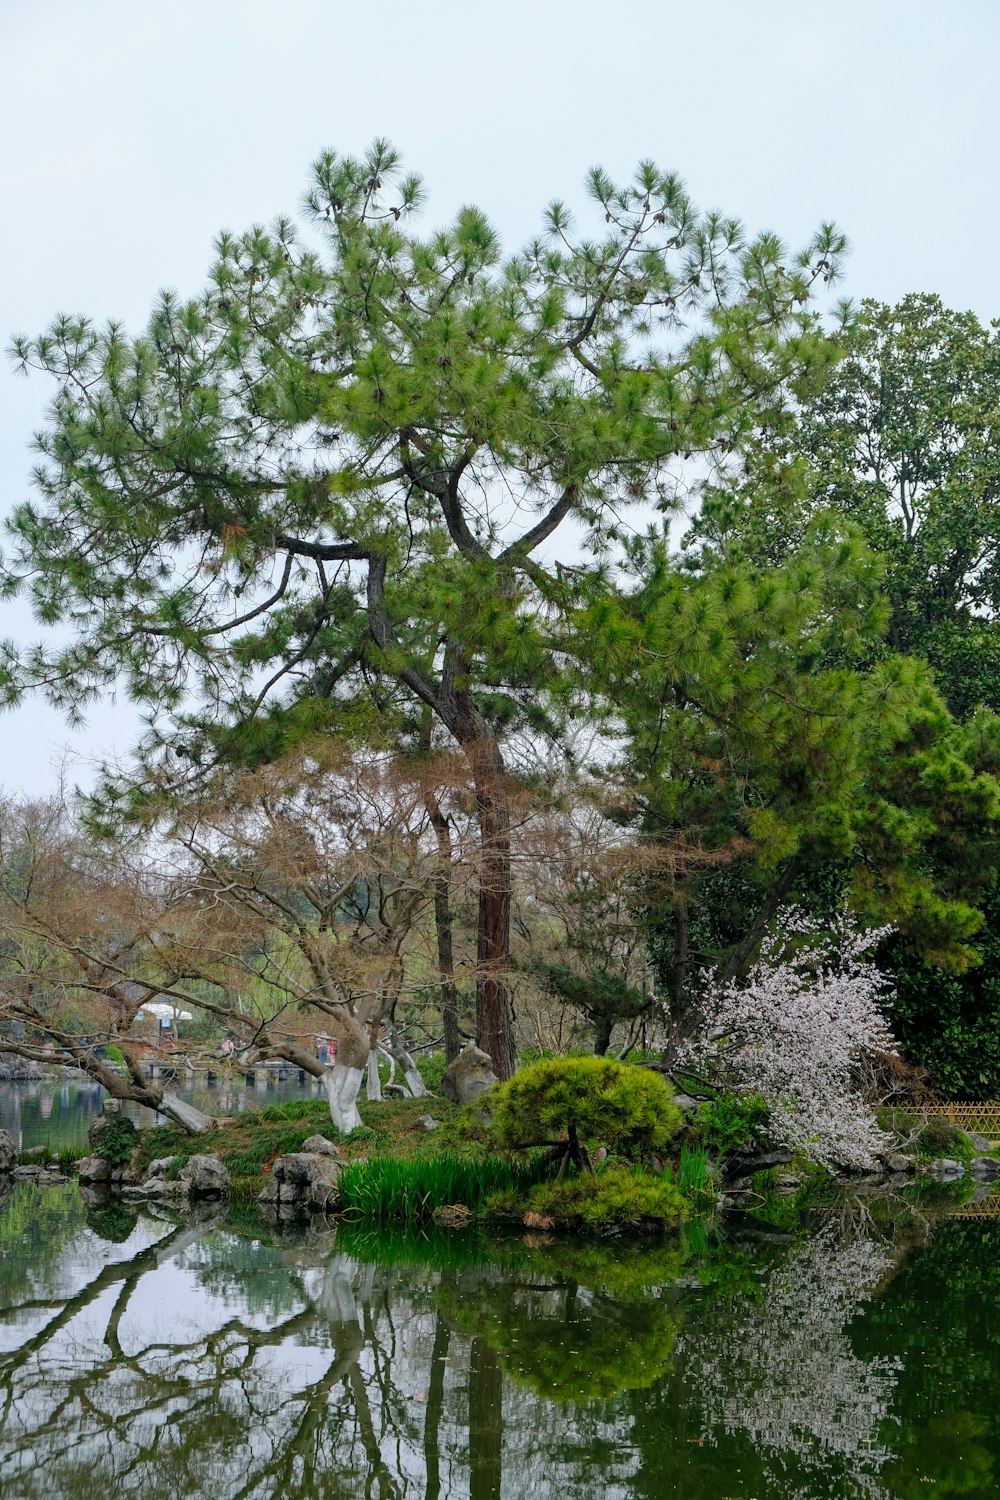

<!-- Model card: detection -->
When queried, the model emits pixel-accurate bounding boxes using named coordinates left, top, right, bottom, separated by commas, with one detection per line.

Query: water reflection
left=1, top=1187, right=999, bottom=1499
left=0, top=1074, right=323, bottom=1153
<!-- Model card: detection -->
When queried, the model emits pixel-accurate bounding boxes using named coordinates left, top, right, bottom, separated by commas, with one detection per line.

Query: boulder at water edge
left=0, top=1129, right=17, bottom=1173
left=178, top=1154, right=232, bottom=1199
left=77, top=1155, right=112, bottom=1184
left=258, top=1152, right=342, bottom=1216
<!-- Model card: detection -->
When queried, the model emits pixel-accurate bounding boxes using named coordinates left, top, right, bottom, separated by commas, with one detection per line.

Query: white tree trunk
left=158, top=1091, right=215, bottom=1135
left=323, top=1063, right=364, bottom=1134
left=366, top=1050, right=383, bottom=1102
left=402, top=1059, right=428, bottom=1098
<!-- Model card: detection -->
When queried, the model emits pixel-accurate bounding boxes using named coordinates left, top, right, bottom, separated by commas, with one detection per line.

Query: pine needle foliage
left=3, top=140, right=848, bottom=1078
left=490, top=1055, right=681, bottom=1161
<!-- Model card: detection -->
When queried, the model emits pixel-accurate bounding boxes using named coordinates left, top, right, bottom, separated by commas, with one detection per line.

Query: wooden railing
left=930, top=1102, right=1000, bottom=1137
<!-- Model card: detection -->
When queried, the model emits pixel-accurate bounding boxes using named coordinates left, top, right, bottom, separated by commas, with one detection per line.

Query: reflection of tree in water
left=0, top=1181, right=89, bottom=1305
left=852, top=1218, right=1000, bottom=1496
left=0, top=1208, right=671, bottom=1500
left=449, top=1251, right=682, bottom=1401
left=672, top=1226, right=902, bottom=1500
left=5, top=1194, right=977, bottom=1500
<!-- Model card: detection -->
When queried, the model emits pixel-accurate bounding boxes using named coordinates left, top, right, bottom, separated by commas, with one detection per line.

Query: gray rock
left=77, top=1155, right=112, bottom=1183
left=416, top=1115, right=439, bottom=1132
left=887, top=1154, right=915, bottom=1174
left=139, top=1177, right=176, bottom=1198
left=278, top=1152, right=325, bottom=1185
left=775, top=1173, right=803, bottom=1189
left=971, top=1155, right=1000, bottom=1181
left=723, top=1148, right=793, bottom=1179
left=968, top=1131, right=994, bottom=1153
left=672, top=1094, right=699, bottom=1113
left=927, top=1157, right=965, bottom=1179
left=178, top=1154, right=231, bottom=1198
left=301, top=1135, right=341, bottom=1157
left=441, top=1044, right=497, bottom=1104
left=0, top=1052, right=42, bottom=1081
left=258, top=1151, right=342, bottom=1216
left=0, top=1129, right=17, bottom=1173
left=145, top=1156, right=176, bottom=1178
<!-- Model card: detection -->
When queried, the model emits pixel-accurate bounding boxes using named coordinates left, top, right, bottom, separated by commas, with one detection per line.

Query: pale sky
left=2, top=0, right=999, bottom=795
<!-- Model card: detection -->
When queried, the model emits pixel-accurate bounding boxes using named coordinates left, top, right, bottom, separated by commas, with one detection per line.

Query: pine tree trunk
left=261, top=1017, right=371, bottom=1134
left=468, top=739, right=516, bottom=1081
left=157, top=1092, right=215, bottom=1134
left=593, top=1014, right=614, bottom=1056
left=366, top=1050, right=383, bottom=1101
left=427, top=790, right=462, bottom=1064
left=0, top=1039, right=218, bottom=1136
left=435, top=688, right=516, bottom=1082
left=320, top=1015, right=370, bottom=1133
left=323, top=1063, right=365, bottom=1133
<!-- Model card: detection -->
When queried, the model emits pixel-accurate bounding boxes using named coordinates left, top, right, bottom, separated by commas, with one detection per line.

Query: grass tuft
left=338, top=1152, right=546, bottom=1224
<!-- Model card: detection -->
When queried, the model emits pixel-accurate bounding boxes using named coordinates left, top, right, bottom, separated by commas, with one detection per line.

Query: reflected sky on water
left=1, top=1180, right=998, bottom=1499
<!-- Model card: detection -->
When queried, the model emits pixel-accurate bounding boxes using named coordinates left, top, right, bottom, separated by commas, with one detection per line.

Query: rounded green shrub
left=521, top=1164, right=686, bottom=1231
left=490, top=1055, right=681, bottom=1161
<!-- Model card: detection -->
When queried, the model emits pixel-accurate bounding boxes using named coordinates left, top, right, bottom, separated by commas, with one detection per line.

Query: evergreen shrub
left=490, top=1056, right=681, bottom=1161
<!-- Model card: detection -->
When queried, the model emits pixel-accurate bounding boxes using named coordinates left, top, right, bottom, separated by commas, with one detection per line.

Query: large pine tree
left=3, top=141, right=846, bottom=1076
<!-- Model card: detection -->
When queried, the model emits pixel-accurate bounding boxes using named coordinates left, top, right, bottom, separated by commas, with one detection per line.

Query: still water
left=0, top=1075, right=323, bottom=1153
left=0, top=1179, right=996, bottom=1499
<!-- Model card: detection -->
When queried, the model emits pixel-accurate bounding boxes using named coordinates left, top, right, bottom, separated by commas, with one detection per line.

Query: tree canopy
left=2, top=139, right=848, bottom=1076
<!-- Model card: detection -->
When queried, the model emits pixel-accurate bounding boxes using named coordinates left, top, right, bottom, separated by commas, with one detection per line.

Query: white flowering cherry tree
left=686, top=909, right=897, bottom=1169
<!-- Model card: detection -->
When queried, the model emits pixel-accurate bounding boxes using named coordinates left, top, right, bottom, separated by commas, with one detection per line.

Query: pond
left=0, top=1074, right=325, bottom=1153
left=0, top=1180, right=997, bottom=1498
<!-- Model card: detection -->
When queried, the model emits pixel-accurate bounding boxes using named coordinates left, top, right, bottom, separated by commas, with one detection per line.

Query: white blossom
left=687, top=908, right=897, bottom=1169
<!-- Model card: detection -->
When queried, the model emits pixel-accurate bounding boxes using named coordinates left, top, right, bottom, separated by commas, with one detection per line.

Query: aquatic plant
left=337, top=1153, right=544, bottom=1223
left=662, top=1143, right=714, bottom=1204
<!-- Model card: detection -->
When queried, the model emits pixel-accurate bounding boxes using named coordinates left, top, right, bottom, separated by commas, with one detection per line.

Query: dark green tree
left=2, top=140, right=847, bottom=1077
left=679, top=293, right=1000, bottom=1084
left=699, top=293, right=1000, bottom=717
left=591, top=522, right=1000, bottom=1035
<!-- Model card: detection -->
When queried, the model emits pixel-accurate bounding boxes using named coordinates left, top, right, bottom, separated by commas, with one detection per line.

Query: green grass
left=129, top=1092, right=472, bottom=1199
left=337, top=1152, right=547, bottom=1224
left=662, top=1144, right=714, bottom=1199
